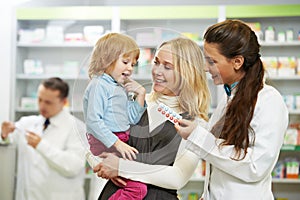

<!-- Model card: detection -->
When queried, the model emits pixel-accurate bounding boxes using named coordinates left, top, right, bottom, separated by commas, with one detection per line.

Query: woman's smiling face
left=152, top=44, right=178, bottom=96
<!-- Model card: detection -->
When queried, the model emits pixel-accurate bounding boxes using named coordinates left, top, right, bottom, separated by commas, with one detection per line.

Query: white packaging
left=83, top=26, right=104, bottom=44
left=45, top=26, right=64, bottom=43
left=284, top=128, right=298, bottom=145
left=277, top=31, right=285, bottom=42
left=286, top=29, right=294, bottom=41
left=265, top=26, right=275, bottom=42
left=295, top=95, right=300, bottom=109
left=21, top=97, right=37, bottom=109
left=23, top=59, right=35, bottom=74
left=261, top=56, right=278, bottom=77
left=284, top=95, right=295, bottom=110
left=277, top=57, right=297, bottom=76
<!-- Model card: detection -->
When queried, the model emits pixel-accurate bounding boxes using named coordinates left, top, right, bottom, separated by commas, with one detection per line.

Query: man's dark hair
left=41, top=77, right=69, bottom=99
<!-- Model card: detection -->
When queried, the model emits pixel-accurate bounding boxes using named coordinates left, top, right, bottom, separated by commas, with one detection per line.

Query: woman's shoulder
left=257, top=84, right=287, bottom=109
left=259, top=84, right=282, bottom=100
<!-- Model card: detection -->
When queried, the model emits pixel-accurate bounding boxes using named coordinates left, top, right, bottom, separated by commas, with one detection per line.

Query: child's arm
left=113, top=139, right=139, bottom=160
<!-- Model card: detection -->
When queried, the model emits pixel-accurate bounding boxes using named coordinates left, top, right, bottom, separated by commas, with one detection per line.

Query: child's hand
left=124, top=78, right=146, bottom=97
left=113, top=139, right=138, bottom=160
left=124, top=78, right=146, bottom=107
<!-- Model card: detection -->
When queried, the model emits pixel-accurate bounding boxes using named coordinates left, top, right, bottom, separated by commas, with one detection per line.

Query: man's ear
left=233, top=55, right=244, bottom=70
left=62, top=98, right=68, bottom=106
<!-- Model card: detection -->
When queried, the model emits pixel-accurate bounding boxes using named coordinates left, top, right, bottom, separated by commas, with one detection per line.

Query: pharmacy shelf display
left=12, top=5, right=300, bottom=200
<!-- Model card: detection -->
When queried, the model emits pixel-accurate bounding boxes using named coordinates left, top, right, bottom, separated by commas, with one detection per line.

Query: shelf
left=16, top=74, right=88, bottom=80
left=16, top=108, right=83, bottom=113
left=187, top=177, right=300, bottom=184
left=289, top=109, right=300, bottom=115
left=188, top=177, right=205, bottom=182
left=272, top=178, right=300, bottom=184
left=17, top=42, right=94, bottom=48
left=16, top=108, right=38, bottom=113
left=260, top=41, right=300, bottom=47
left=266, top=75, right=300, bottom=80
left=280, top=145, right=300, bottom=151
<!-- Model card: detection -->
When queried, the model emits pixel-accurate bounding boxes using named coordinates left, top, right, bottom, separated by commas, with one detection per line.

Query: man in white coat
left=1, top=77, right=86, bottom=200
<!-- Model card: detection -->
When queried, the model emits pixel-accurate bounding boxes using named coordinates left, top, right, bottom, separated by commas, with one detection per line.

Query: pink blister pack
left=157, top=103, right=182, bottom=124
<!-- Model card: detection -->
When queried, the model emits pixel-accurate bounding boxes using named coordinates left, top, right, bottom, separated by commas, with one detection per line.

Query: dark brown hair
left=42, top=77, right=69, bottom=99
left=204, top=19, right=264, bottom=160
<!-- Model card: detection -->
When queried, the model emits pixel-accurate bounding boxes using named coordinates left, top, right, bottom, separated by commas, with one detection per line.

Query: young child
left=83, top=33, right=147, bottom=200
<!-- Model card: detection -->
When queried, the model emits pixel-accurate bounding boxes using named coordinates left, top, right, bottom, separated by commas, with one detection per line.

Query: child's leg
left=108, top=179, right=147, bottom=200
left=86, top=133, right=107, bottom=156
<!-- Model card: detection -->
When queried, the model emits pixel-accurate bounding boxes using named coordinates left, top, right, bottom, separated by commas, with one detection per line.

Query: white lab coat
left=12, top=109, right=86, bottom=200
left=187, top=84, right=289, bottom=200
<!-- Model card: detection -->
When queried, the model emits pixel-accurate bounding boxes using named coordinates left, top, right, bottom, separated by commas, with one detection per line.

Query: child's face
left=108, top=54, right=137, bottom=85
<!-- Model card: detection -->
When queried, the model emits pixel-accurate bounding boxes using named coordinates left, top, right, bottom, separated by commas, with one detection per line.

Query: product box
left=297, top=57, right=300, bottom=75
left=64, top=33, right=84, bottom=42
left=284, top=128, right=298, bottom=145
left=45, top=26, right=64, bottom=43
left=83, top=26, right=104, bottom=44
left=283, top=95, right=295, bottom=110
left=265, top=26, right=275, bottom=42
left=261, top=57, right=278, bottom=77
left=23, top=59, right=43, bottom=75
left=295, top=94, right=300, bottom=110
left=246, top=22, right=263, bottom=41
left=21, top=97, right=37, bottom=109
left=277, top=57, right=297, bottom=76
left=19, top=28, right=45, bottom=43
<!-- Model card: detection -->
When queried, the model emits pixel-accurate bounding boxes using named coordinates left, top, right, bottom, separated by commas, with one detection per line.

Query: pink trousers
left=87, top=131, right=147, bottom=200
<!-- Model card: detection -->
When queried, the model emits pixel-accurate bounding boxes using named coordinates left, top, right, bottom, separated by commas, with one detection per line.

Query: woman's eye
left=163, top=65, right=169, bottom=69
left=206, top=59, right=215, bottom=66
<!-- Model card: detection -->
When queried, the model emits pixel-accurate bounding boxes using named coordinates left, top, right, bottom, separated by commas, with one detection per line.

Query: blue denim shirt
left=83, top=73, right=147, bottom=148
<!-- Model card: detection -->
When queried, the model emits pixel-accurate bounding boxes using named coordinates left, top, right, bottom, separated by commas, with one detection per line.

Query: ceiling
left=18, top=0, right=300, bottom=7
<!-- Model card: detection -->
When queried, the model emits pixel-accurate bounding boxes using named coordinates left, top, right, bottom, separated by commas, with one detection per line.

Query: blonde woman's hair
left=150, top=37, right=210, bottom=120
left=88, top=33, right=140, bottom=79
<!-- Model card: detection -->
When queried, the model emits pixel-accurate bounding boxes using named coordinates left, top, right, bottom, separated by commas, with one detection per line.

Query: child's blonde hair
left=149, top=37, right=210, bottom=120
left=88, top=33, right=140, bottom=79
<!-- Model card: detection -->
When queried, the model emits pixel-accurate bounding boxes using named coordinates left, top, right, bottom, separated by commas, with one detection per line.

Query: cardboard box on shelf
left=278, top=57, right=297, bottom=76
left=261, top=56, right=278, bottom=77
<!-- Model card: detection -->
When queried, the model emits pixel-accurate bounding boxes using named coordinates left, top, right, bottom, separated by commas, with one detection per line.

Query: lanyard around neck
left=224, top=82, right=238, bottom=97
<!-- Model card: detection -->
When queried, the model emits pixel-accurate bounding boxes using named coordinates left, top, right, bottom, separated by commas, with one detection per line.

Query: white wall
left=0, top=4, right=14, bottom=122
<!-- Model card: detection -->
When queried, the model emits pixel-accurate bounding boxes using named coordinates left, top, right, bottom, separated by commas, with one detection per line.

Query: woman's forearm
left=119, top=149, right=199, bottom=189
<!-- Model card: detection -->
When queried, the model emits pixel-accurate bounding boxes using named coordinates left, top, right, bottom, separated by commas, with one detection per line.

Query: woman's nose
left=153, top=64, right=163, bottom=74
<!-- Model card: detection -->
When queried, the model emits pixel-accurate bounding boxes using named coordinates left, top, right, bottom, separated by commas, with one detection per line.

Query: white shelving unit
left=11, top=5, right=300, bottom=200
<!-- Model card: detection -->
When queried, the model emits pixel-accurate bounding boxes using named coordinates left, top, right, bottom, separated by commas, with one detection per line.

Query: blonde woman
left=97, top=37, right=210, bottom=200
